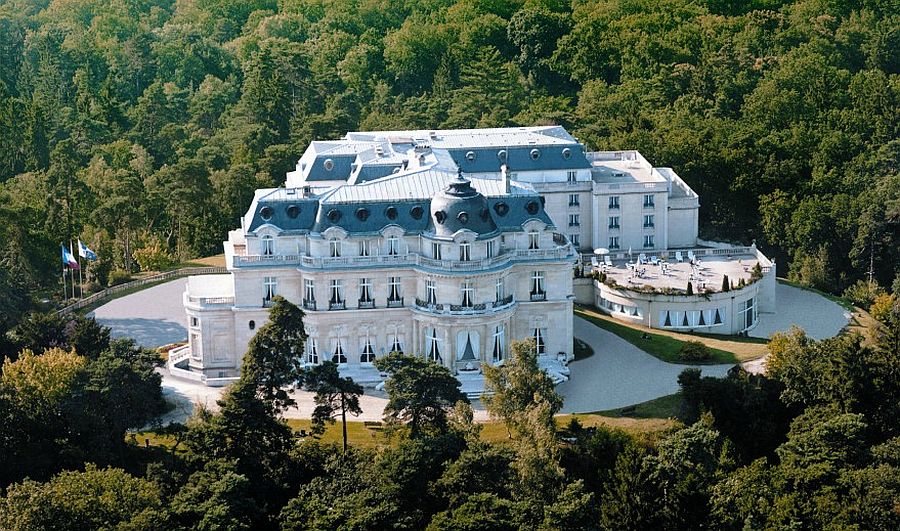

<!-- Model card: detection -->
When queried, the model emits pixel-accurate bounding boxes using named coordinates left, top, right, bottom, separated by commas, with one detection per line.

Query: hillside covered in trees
left=0, top=0, right=898, bottom=329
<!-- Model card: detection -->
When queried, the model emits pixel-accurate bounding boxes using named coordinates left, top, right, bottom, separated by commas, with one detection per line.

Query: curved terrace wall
left=579, top=245, right=776, bottom=336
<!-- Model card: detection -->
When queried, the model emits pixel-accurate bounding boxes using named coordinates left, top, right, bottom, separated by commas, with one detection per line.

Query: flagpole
left=69, top=241, right=76, bottom=300
left=77, top=246, right=83, bottom=298
left=62, top=266, right=67, bottom=303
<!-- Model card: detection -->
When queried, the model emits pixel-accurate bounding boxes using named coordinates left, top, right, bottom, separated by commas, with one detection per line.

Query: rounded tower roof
left=430, top=170, right=497, bottom=237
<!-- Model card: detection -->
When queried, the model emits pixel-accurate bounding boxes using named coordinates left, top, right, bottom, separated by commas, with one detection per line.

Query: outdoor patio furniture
left=687, top=250, right=696, bottom=261
left=591, top=257, right=599, bottom=269
left=604, top=256, right=613, bottom=267
left=675, top=251, right=683, bottom=262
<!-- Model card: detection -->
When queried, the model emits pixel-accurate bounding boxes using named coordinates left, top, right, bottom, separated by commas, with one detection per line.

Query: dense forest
left=1, top=297, right=899, bottom=529
left=0, top=0, right=898, bottom=328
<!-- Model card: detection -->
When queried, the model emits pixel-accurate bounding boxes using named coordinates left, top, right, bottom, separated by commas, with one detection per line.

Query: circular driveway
left=89, top=278, right=189, bottom=348
left=94, top=278, right=849, bottom=419
left=558, top=317, right=733, bottom=413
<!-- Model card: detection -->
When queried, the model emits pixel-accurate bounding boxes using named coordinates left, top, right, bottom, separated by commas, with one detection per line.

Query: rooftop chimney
left=500, top=164, right=510, bottom=193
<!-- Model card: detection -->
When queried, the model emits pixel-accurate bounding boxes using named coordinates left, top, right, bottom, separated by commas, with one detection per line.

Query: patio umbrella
left=628, top=246, right=632, bottom=259
left=593, top=247, right=610, bottom=256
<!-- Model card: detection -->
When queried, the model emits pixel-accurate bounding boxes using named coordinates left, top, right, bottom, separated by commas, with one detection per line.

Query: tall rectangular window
left=568, top=193, right=579, bottom=206
left=486, top=240, right=495, bottom=258
left=567, top=171, right=577, bottom=182
left=569, top=234, right=580, bottom=247
left=533, top=328, right=546, bottom=355
left=329, top=239, right=341, bottom=258
left=387, top=235, right=399, bottom=256
left=390, top=331, right=403, bottom=355
left=531, top=271, right=545, bottom=299
left=359, top=278, right=372, bottom=303
left=492, top=325, right=505, bottom=363
left=643, top=235, right=655, bottom=248
left=643, top=194, right=655, bottom=207
left=426, top=279, right=437, bottom=305
left=644, top=214, right=654, bottom=227
left=528, top=231, right=539, bottom=250
left=568, top=214, right=580, bottom=226
left=358, top=240, right=371, bottom=257
left=307, top=338, right=319, bottom=364
left=304, top=279, right=315, bottom=302
left=360, top=337, right=375, bottom=363
left=263, top=277, right=277, bottom=300
left=609, top=236, right=620, bottom=249
left=426, top=328, right=442, bottom=363
left=461, top=281, right=474, bottom=307
left=388, top=277, right=402, bottom=302
left=608, top=216, right=619, bottom=229
left=459, top=242, right=471, bottom=261
left=495, top=277, right=505, bottom=302
left=432, top=242, right=442, bottom=260
left=608, top=196, right=620, bottom=209
left=329, top=279, right=343, bottom=303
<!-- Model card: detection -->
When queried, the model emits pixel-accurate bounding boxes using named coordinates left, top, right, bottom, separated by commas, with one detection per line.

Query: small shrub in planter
left=686, top=281, right=693, bottom=295
left=82, top=281, right=102, bottom=294
left=721, top=274, right=730, bottom=292
left=108, top=269, right=132, bottom=286
left=678, top=340, right=712, bottom=362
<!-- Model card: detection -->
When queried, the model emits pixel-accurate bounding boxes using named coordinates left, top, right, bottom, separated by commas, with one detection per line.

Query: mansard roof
left=243, top=169, right=553, bottom=238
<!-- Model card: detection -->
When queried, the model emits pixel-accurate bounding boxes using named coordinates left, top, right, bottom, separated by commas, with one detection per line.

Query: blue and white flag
left=78, top=240, right=97, bottom=261
left=62, top=244, right=79, bottom=269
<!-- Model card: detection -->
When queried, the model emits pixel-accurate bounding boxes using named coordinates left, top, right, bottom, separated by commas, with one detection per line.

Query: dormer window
left=359, top=240, right=371, bottom=257
left=329, top=239, right=341, bottom=258
left=432, top=242, right=442, bottom=260
left=486, top=240, right=495, bottom=258
left=262, top=235, right=274, bottom=256
left=528, top=231, right=539, bottom=250
left=459, top=242, right=471, bottom=261
left=387, top=235, right=399, bottom=256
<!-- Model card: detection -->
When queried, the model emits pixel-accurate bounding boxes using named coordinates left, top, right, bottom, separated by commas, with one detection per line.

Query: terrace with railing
left=413, top=294, right=515, bottom=316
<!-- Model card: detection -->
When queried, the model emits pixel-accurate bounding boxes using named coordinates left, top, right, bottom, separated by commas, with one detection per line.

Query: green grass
left=597, top=393, right=684, bottom=420
left=576, top=309, right=738, bottom=365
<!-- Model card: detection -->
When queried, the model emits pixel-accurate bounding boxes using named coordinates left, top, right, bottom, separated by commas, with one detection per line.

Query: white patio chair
left=604, top=256, right=613, bottom=267
left=591, top=257, right=599, bottom=269
left=687, top=250, right=696, bottom=261
left=675, top=251, right=683, bottom=262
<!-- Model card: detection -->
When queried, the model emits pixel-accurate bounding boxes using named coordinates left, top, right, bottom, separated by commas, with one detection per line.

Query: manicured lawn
left=596, top=393, right=684, bottom=420
left=575, top=307, right=740, bottom=364
left=134, top=413, right=677, bottom=452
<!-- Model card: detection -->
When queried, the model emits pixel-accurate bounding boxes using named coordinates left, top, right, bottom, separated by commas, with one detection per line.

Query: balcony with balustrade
left=413, top=294, right=515, bottom=316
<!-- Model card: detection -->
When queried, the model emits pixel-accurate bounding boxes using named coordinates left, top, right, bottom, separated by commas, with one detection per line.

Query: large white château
left=170, top=126, right=774, bottom=386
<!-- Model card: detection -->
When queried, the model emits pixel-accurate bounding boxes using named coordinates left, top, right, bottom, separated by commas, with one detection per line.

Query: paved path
left=89, top=279, right=189, bottom=348
left=98, top=279, right=850, bottom=422
left=558, top=317, right=733, bottom=413
left=751, top=282, right=850, bottom=340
